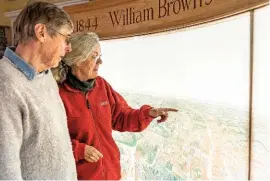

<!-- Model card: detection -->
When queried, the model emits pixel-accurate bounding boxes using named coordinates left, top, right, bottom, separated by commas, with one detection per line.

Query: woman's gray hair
left=52, top=32, right=100, bottom=82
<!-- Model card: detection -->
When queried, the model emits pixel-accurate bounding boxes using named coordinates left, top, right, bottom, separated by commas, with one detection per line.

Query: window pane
left=252, top=6, right=270, bottom=180
left=100, top=13, right=250, bottom=180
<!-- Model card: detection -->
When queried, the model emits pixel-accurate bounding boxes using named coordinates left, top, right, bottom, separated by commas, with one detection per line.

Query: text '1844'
left=75, top=17, right=99, bottom=32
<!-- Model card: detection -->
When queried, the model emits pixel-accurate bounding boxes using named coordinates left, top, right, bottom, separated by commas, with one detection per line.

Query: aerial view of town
left=112, top=92, right=268, bottom=180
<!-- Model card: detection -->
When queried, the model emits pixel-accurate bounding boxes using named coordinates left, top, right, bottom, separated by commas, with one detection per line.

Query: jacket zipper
left=85, top=92, right=105, bottom=179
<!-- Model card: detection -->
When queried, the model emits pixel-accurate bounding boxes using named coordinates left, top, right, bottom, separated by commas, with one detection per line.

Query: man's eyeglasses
left=50, top=28, right=71, bottom=45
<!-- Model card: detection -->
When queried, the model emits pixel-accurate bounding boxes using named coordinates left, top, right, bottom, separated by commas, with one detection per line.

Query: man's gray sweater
left=0, top=50, right=77, bottom=180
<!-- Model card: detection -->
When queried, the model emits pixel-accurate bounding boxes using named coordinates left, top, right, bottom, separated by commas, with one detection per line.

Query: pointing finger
left=160, top=108, right=178, bottom=112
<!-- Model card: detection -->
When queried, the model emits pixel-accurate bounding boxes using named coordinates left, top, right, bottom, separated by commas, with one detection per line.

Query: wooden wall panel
left=64, top=0, right=268, bottom=39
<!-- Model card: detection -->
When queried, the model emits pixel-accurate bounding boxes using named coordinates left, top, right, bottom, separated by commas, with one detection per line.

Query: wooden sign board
left=64, top=0, right=268, bottom=39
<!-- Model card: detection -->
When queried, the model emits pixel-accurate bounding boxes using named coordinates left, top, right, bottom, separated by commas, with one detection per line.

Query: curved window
left=99, top=6, right=269, bottom=180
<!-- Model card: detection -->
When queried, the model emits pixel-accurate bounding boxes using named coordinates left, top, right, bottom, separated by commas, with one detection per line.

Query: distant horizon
left=117, top=88, right=250, bottom=112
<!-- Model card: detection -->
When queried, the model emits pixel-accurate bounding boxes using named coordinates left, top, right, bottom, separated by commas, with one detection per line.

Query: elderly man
left=0, top=2, right=76, bottom=180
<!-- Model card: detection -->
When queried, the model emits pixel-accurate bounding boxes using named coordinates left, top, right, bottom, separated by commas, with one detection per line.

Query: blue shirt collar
left=4, top=47, right=36, bottom=80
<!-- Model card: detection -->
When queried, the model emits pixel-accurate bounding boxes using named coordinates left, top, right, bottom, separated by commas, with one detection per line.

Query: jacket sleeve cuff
left=139, top=105, right=154, bottom=130
left=77, top=143, right=86, bottom=161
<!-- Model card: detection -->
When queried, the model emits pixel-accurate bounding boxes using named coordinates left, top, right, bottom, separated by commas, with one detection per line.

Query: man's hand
left=149, top=107, right=178, bottom=123
left=84, top=145, right=103, bottom=163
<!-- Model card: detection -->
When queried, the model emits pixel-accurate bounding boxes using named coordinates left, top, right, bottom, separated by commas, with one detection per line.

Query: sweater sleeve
left=103, top=80, right=154, bottom=132
left=71, top=139, right=87, bottom=162
left=0, top=83, right=23, bottom=179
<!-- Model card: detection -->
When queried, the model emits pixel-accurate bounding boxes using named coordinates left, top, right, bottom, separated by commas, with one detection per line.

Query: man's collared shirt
left=4, top=47, right=38, bottom=81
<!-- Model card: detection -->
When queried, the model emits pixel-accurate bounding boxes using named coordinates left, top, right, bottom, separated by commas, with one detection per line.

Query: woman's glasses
left=92, top=54, right=102, bottom=63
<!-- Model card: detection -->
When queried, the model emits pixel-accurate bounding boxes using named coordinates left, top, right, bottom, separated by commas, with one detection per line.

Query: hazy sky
left=99, top=7, right=269, bottom=115
left=99, top=13, right=251, bottom=109
left=253, top=7, right=270, bottom=117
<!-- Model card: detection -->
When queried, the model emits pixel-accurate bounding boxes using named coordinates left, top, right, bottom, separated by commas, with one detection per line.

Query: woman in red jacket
left=53, top=32, right=178, bottom=180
